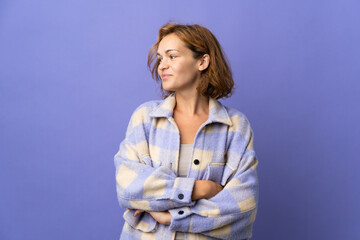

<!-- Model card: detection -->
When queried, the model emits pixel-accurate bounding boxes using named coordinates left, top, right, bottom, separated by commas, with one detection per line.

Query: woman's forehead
left=158, top=34, right=186, bottom=53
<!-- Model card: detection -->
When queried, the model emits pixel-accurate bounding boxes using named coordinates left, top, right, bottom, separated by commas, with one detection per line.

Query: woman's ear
left=198, top=54, right=210, bottom=71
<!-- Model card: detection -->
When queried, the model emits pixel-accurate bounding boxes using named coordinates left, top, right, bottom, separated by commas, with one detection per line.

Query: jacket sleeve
left=114, top=106, right=196, bottom=212
left=168, top=120, right=259, bottom=240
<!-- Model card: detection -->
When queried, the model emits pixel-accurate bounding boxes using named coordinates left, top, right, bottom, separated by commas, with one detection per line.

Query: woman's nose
left=159, top=59, right=169, bottom=70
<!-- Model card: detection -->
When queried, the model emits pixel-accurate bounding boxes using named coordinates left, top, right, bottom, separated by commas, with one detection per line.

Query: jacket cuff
left=168, top=207, right=191, bottom=232
left=171, top=177, right=196, bottom=207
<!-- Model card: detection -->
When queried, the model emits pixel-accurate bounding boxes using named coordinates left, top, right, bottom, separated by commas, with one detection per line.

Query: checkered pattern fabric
left=114, top=93, right=258, bottom=240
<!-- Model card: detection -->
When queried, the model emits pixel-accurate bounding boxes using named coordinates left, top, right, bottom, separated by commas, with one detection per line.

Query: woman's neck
left=174, top=91, right=209, bottom=117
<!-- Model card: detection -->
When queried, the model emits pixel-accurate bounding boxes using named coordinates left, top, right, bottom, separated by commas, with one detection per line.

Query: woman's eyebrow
left=156, top=49, right=179, bottom=56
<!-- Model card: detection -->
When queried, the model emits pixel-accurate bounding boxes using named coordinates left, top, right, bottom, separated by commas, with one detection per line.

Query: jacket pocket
left=123, top=209, right=158, bottom=232
left=203, top=162, right=225, bottom=184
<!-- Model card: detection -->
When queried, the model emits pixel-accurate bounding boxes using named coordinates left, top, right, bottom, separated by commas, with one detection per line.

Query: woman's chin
left=162, top=84, right=176, bottom=92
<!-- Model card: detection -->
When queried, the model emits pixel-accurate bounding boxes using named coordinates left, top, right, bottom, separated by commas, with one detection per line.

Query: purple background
left=1, top=0, right=359, bottom=239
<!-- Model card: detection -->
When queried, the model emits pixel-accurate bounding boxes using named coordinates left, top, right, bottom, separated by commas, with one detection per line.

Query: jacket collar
left=149, top=93, right=233, bottom=126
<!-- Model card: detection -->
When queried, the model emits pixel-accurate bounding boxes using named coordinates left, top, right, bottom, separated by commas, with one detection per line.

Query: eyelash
left=158, top=55, right=176, bottom=62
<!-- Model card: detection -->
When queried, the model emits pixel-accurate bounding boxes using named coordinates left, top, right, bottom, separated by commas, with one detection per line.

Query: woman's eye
left=170, top=55, right=176, bottom=59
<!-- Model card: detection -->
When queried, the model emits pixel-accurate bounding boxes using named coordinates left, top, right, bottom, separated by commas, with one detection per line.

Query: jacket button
left=178, top=210, right=184, bottom=215
left=178, top=194, right=184, bottom=200
left=193, top=159, right=200, bottom=165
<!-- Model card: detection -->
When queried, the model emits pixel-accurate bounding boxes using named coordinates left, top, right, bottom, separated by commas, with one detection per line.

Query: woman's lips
left=162, top=74, right=172, bottom=80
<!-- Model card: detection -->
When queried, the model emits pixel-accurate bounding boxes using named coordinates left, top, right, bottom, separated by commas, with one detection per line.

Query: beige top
left=178, top=144, right=193, bottom=177
left=175, top=144, right=193, bottom=240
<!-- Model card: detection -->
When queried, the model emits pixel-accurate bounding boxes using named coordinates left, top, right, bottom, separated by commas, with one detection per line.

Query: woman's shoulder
left=134, top=99, right=163, bottom=112
left=129, top=99, right=163, bottom=121
left=221, top=104, right=254, bottom=138
left=223, top=104, right=251, bottom=126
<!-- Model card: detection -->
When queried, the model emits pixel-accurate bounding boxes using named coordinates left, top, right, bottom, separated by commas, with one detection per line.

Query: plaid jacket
left=114, top=93, right=258, bottom=240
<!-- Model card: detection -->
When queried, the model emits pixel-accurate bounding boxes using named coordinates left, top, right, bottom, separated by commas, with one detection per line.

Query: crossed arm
left=115, top=140, right=257, bottom=239
left=132, top=180, right=224, bottom=225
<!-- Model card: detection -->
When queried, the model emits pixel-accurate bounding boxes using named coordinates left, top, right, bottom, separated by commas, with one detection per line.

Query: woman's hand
left=133, top=209, right=144, bottom=217
left=131, top=180, right=223, bottom=225
left=133, top=209, right=171, bottom=225
left=147, top=211, right=171, bottom=225
left=192, top=180, right=223, bottom=200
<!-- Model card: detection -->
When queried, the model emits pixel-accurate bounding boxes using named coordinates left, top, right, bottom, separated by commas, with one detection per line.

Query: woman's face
left=157, top=33, right=202, bottom=93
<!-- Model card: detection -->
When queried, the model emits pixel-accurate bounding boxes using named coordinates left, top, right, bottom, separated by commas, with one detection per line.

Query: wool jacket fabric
left=114, top=93, right=259, bottom=240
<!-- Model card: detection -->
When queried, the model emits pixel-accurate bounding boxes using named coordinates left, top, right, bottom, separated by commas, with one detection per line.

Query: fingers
left=149, top=211, right=171, bottom=225
left=133, top=209, right=144, bottom=217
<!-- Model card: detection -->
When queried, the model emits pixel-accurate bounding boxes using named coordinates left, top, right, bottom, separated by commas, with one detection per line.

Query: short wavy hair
left=147, top=22, right=234, bottom=99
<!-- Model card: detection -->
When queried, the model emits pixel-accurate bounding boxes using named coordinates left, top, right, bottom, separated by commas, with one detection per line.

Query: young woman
left=114, top=23, right=259, bottom=240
